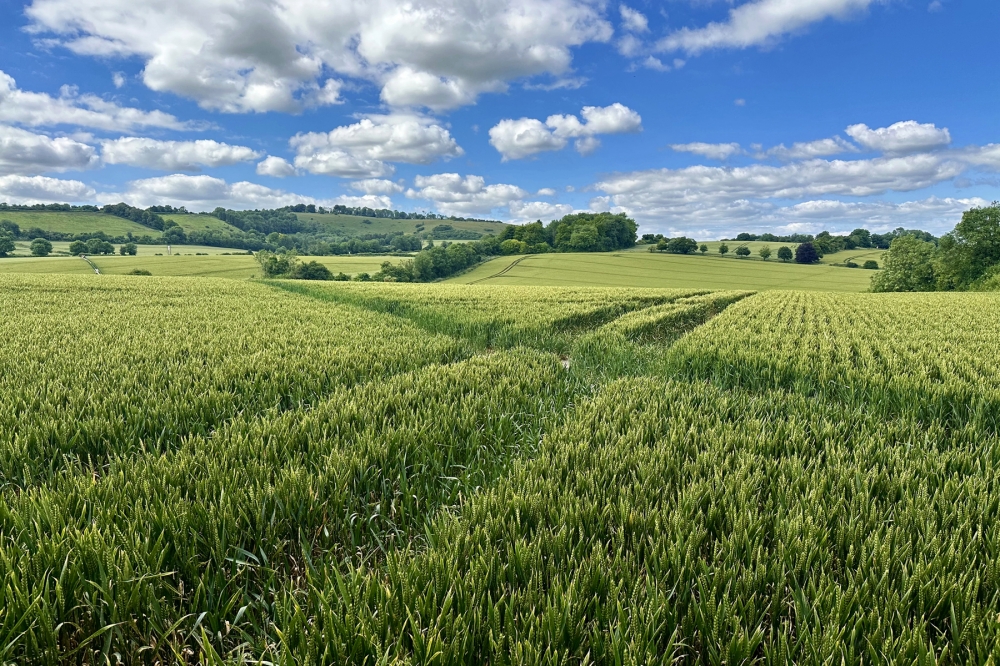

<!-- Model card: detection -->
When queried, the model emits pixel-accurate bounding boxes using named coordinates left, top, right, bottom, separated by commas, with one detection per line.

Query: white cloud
left=0, top=174, right=96, bottom=204
left=0, top=70, right=196, bottom=132
left=761, top=136, right=858, bottom=160
left=291, top=114, right=463, bottom=177
left=407, top=173, right=528, bottom=216
left=659, top=0, right=878, bottom=55
left=256, top=156, right=297, bottom=178
left=109, top=174, right=331, bottom=210
left=734, top=98, right=746, bottom=107
left=671, top=142, right=742, bottom=160
left=329, top=194, right=394, bottom=209
left=350, top=179, right=405, bottom=195
left=0, top=125, right=99, bottom=175
left=536, top=188, right=557, bottom=196
left=620, top=5, right=649, bottom=33
left=845, top=120, right=951, bottom=155
left=101, top=137, right=261, bottom=171
left=112, top=72, right=126, bottom=88
left=490, top=103, right=642, bottom=160
left=508, top=200, right=574, bottom=222
left=26, top=0, right=613, bottom=112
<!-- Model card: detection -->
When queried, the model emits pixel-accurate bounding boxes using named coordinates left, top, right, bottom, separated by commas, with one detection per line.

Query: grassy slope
left=160, top=213, right=244, bottom=234
left=653, top=240, right=886, bottom=266
left=449, top=251, right=874, bottom=292
left=296, top=212, right=507, bottom=238
left=0, top=211, right=162, bottom=237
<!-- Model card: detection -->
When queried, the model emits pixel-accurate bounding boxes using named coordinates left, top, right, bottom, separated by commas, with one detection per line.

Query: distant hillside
left=294, top=213, right=507, bottom=239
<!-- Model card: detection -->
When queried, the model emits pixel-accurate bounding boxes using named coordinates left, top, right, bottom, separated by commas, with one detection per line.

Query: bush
left=126, top=268, right=152, bottom=275
left=863, top=260, right=879, bottom=270
left=735, top=246, right=751, bottom=258
left=845, top=261, right=859, bottom=268
left=0, top=232, right=14, bottom=257
left=795, top=242, right=820, bottom=264
left=30, top=238, right=53, bottom=257
left=353, top=272, right=372, bottom=282
left=289, top=261, right=333, bottom=281
left=699, top=244, right=708, bottom=254
left=333, top=272, right=350, bottom=281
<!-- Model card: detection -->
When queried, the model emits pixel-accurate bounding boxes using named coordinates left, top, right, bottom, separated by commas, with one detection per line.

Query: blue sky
left=0, top=0, right=997, bottom=238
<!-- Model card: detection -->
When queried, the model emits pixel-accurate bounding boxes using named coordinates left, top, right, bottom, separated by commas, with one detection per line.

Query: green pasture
left=296, top=212, right=506, bottom=239
left=160, top=213, right=244, bottom=234
left=0, top=210, right=161, bottom=237
left=450, top=251, right=875, bottom=291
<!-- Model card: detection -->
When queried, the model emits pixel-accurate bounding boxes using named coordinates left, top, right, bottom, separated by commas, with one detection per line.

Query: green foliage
left=777, top=245, right=793, bottom=262
left=758, top=245, right=771, bottom=260
left=289, top=260, right=333, bottom=280
left=547, top=212, right=637, bottom=252
left=256, top=250, right=295, bottom=277
left=871, top=235, right=937, bottom=292
left=0, top=231, right=16, bottom=257
left=86, top=237, right=115, bottom=255
left=102, top=202, right=166, bottom=230
left=734, top=245, right=751, bottom=257
left=30, top=237, right=53, bottom=256
left=863, top=259, right=879, bottom=269
left=126, top=268, right=152, bottom=275
left=653, top=236, right=698, bottom=254
left=935, top=203, right=1000, bottom=289
left=718, top=243, right=729, bottom=256
left=119, top=242, right=138, bottom=256
left=699, top=243, right=708, bottom=254
left=794, top=241, right=820, bottom=264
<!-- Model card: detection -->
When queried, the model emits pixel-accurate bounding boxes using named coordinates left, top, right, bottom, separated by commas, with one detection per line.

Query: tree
left=0, top=231, right=15, bottom=257
left=69, top=240, right=87, bottom=255
left=735, top=245, right=751, bottom=258
left=256, top=250, right=295, bottom=277
left=0, top=220, right=20, bottom=237
left=699, top=244, right=708, bottom=254
left=863, top=260, right=879, bottom=270
left=500, top=239, right=525, bottom=255
left=719, top=243, right=729, bottom=256
left=795, top=242, right=820, bottom=264
left=120, top=242, right=138, bottom=256
left=777, top=246, right=793, bottom=262
left=289, top=261, right=332, bottom=280
left=86, top=238, right=114, bottom=255
left=934, top=203, right=1000, bottom=289
left=664, top=237, right=698, bottom=254
left=759, top=245, right=772, bottom=261
left=30, top=238, right=53, bottom=257
left=871, top=235, right=937, bottom=292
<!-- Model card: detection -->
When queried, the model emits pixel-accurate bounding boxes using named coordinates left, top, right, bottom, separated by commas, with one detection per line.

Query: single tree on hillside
left=795, top=242, right=820, bottom=264
left=69, top=240, right=87, bottom=255
left=719, top=243, right=729, bottom=256
left=699, top=244, right=708, bottom=254
left=777, top=246, right=793, bottom=262
left=735, top=246, right=751, bottom=258
left=30, top=238, right=53, bottom=257
left=759, top=246, right=772, bottom=261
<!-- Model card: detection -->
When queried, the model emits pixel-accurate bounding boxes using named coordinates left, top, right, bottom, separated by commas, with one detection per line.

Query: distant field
left=160, top=213, right=244, bottom=234
left=0, top=211, right=161, bottom=237
left=450, top=251, right=874, bottom=291
left=296, top=212, right=507, bottom=239
left=10, top=241, right=248, bottom=257
left=0, top=253, right=405, bottom=278
left=680, top=241, right=886, bottom=266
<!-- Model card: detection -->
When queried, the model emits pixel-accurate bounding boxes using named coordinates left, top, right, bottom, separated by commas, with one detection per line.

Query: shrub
left=126, top=268, right=152, bottom=275
left=30, top=238, right=53, bottom=257
left=289, top=261, right=333, bottom=281
left=845, top=261, right=859, bottom=268
left=735, top=246, right=751, bottom=258
left=863, top=260, right=879, bottom=269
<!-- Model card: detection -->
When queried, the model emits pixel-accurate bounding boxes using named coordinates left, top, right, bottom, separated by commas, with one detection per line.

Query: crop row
left=0, top=349, right=575, bottom=663
left=0, top=276, right=467, bottom=492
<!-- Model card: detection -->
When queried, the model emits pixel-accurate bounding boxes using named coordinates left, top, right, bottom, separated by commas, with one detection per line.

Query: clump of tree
left=30, top=238, right=53, bottom=256
left=495, top=213, right=637, bottom=254
left=872, top=203, right=1000, bottom=292
left=69, top=239, right=116, bottom=255
left=255, top=251, right=334, bottom=281
left=650, top=237, right=697, bottom=254
left=103, top=203, right=167, bottom=231
left=120, top=243, right=138, bottom=256
left=0, top=230, right=15, bottom=257
left=735, top=245, right=751, bottom=258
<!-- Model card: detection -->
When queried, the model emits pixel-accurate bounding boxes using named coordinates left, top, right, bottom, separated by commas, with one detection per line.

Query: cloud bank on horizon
left=0, top=0, right=995, bottom=237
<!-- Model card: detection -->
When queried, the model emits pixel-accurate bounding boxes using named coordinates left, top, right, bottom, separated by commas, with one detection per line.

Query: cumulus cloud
left=26, top=0, right=613, bottom=112
left=490, top=103, right=642, bottom=160
left=0, top=70, right=196, bottom=131
left=671, top=142, right=742, bottom=160
left=0, top=174, right=96, bottom=204
left=350, top=179, right=405, bottom=195
left=107, top=174, right=334, bottom=210
left=0, top=125, right=99, bottom=175
left=407, top=173, right=528, bottom=216
left=101, top=137, right=261, bottom=171
left=845, top=120, right=951, bottom=155
left=619, top=5, right=649, bottom=33
left=508, top=200, right=574, bottom=223
left=761, top=136, right=858, bottom=160
left=659, top=0, right=879, bottom=55
left=256, top=156, right=297, bottom=177
left=292, top=114, right=463, bottom=177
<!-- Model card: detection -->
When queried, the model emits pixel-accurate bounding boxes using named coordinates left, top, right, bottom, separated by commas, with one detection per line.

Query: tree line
left=873, top=204, right=1000, bottom=291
